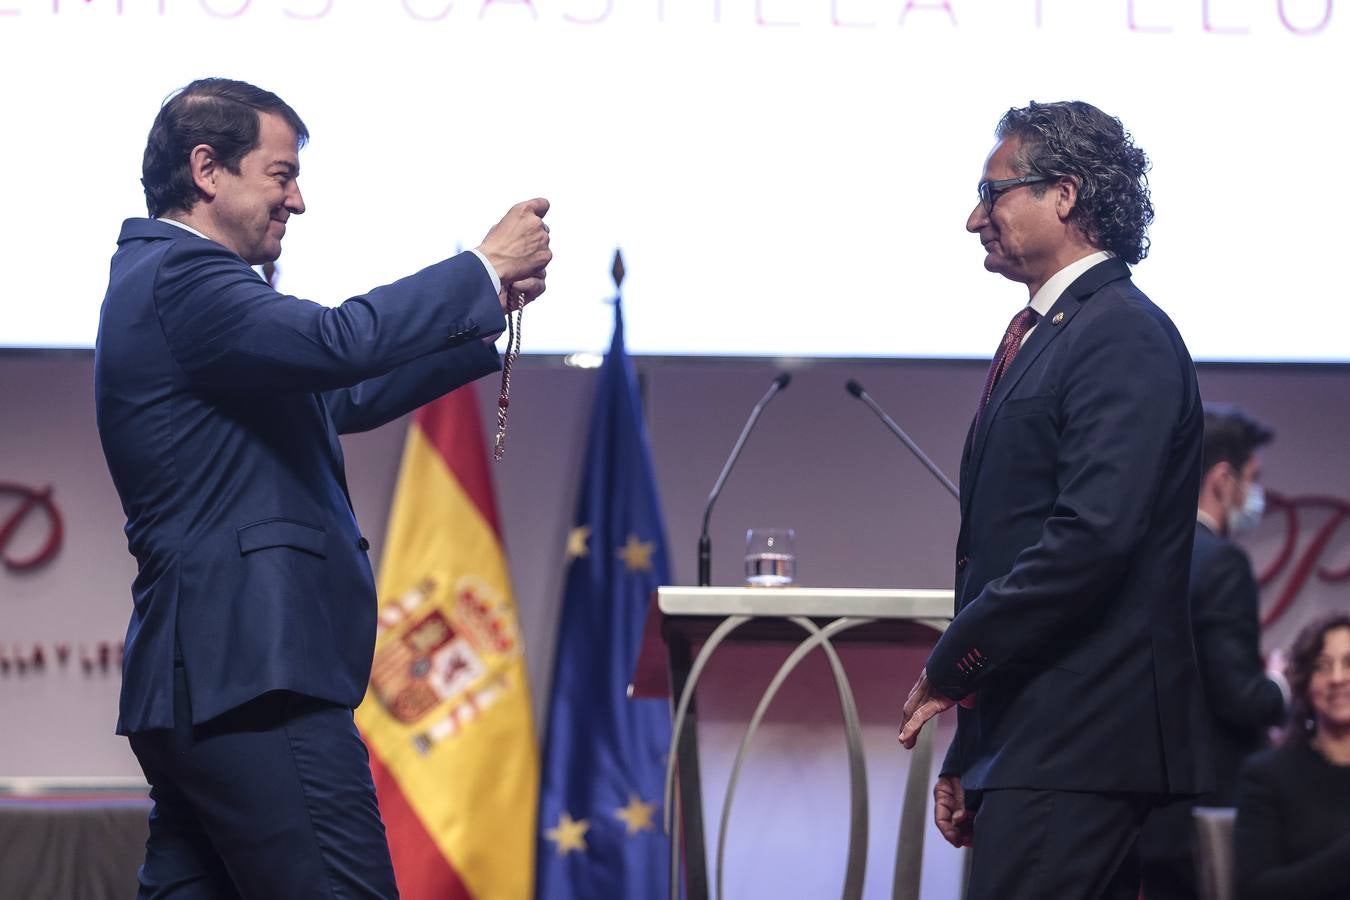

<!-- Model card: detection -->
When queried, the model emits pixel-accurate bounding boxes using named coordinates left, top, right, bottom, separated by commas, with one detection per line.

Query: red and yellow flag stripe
left=356, top=386, right=538, bottom=900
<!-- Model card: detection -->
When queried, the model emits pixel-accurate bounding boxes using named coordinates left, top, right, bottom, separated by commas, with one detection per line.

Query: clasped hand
left=934, top=774, right=973, bottom=848
left=478, top=198, right=552, bottom=311
left=900, top=670, right=977, bottom=848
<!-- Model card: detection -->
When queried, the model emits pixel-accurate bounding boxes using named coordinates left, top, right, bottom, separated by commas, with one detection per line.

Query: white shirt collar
left=1027, top=250, right=1115, bottom=318
left=1196, top=509, right=1221, bottom=533
left=155, top=216, right=212, bottom=242
left=155, top=216, right=270, bottom=283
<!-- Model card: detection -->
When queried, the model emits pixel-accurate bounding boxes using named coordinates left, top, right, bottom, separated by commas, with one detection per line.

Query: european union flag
left=536, top=298, right=673, bottom=900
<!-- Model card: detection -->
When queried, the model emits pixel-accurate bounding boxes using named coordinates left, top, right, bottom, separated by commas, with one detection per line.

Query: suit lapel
left=959, top=258, right=1132, bottom=521
left=959, top=304, right=1072, bottom=520
left=958, top=412, right=978, bottom=502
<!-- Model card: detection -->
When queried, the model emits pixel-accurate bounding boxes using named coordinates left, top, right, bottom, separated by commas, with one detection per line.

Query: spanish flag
left=356, top=385, right=538, bottom=900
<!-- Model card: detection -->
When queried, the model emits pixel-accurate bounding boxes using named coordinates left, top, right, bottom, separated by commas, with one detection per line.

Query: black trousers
left=965, top=788, right=1159, bottom=900
left=128, top=665, right=398, bottom=899
left=1140, top=853, right=1197, bottom=900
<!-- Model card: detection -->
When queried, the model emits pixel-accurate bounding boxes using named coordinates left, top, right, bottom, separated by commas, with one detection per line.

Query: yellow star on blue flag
left=565, top=525, right=591, bottom=561
left=616, top=534, right=655, bottom=572
left=615, top=795, right=657, bottom=835
left=545, top=811, right=591, bottom=855
left=536, top=297, right=674, bottom=899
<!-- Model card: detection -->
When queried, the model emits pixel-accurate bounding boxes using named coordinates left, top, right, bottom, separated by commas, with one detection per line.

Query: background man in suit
left=95, top=78, right=550, bottom=898
left=1140, top=405, right=1288, bottom=899
left=896, top=101, right=1210, bottom=899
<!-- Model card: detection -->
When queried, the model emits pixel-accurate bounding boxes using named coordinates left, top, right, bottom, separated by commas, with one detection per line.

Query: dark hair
left=1284, top=613, right=1350, bottom=746
left=995, top=101, right=1153, bottom=264
left=1201, top=403, right=1275, bottom=476
left=141, top=78, right=308, bottom=217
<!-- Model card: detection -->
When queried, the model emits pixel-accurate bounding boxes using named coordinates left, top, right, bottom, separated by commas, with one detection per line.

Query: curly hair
left=142, top=78, right=308, bottom=218
left=1282, top=612, right=1350, bottom=747
left=995, top=101, right=1153, bottom=264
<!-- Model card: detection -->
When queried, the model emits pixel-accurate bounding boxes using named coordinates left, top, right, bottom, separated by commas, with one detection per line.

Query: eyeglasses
left=977, top=175, right=1053, bottom=215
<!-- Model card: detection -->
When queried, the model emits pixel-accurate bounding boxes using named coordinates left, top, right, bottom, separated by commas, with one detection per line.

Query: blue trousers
left=128, top=665, right=398, bottom=899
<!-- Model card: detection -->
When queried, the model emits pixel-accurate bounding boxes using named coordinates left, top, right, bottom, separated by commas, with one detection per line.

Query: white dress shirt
left=1019, top=249, right=1115, bottom=346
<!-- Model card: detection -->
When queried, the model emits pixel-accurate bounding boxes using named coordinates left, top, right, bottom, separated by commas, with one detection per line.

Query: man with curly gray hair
left=896, top=101, right=1211, bottom=899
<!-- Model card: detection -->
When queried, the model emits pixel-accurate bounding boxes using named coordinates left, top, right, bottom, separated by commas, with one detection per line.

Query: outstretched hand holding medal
left=476, top=197, right=552, bottom=459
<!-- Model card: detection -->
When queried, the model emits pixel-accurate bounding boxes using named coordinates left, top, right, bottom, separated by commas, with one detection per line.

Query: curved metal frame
left=665, top=615, right=754, bottom=900
left=892, top=617, right=951, bottom=900
left=663, top=609, right=955, bottom=900
left=715, top=615, right=873, bottom=900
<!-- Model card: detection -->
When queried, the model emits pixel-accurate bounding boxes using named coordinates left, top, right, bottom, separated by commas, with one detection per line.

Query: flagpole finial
left=611, top=249, right=625, bottom=290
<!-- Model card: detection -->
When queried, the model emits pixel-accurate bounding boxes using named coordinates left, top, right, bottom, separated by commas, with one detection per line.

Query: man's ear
left=187, top=144, right=219, bottom=201
left=1201, top=461, right=1237, bottom=504
left=1055, top=176, right=1079, bottom=222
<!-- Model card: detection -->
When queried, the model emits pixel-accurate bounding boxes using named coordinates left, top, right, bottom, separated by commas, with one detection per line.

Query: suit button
left=956, top=556, right=969, bottom=570
left=357, top=537, right=370, bottom=552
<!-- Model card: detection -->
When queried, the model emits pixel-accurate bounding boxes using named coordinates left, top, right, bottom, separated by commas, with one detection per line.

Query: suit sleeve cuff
left=928, top=612, right=994, bottom=700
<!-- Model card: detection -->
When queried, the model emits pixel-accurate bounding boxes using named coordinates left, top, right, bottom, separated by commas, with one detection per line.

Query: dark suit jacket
left=95, top=218, right=505, bottom=734
left=1188, top=523, right=1285, bottom=799
left=928, top=257, right=1211, bottom=795
left=1141, top=522, right=1287, bottom=856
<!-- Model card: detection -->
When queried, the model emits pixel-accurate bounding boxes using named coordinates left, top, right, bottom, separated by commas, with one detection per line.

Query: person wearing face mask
left=1140, top=403, right=1289, bottom=900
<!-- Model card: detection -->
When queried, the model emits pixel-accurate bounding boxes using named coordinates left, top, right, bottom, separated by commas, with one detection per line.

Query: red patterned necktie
left=976, top=306, right=1040, bottom=425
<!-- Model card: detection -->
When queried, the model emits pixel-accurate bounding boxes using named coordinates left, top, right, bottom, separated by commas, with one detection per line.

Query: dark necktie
left=976, top=306, right=1040, bottom=425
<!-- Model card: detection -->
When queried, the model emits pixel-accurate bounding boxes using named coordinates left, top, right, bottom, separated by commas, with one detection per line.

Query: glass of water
left=744, top=528, right=796, bottom=587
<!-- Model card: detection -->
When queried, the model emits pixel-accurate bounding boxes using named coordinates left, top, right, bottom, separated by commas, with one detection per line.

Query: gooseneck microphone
left=698, top=373, right=792, bottom=586
left=846, top=379, right=959, bottom=502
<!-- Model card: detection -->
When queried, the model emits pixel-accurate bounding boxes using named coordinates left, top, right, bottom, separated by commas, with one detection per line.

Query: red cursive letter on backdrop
left=1255, top=491, right=1350, bottom=630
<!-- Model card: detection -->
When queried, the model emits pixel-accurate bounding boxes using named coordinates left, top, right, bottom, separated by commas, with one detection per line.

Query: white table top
left=656, top=586, right=954, bottom=620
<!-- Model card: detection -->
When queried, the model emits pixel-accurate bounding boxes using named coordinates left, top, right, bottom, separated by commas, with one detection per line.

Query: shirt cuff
left=469, top=248, right=502, bottom=296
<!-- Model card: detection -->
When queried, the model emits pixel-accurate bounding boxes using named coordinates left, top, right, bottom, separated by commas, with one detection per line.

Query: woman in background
left=1235, top=612, right=1350, bottom=900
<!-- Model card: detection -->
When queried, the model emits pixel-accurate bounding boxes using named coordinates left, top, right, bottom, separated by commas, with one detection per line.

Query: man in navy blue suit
left=95, top=78, right=551, bottom=898
left=896, top=101, right=1210, bottom=899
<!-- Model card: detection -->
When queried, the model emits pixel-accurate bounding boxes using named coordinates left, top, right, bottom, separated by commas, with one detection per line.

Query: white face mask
left=1228, top=482, right=1265, bottom=535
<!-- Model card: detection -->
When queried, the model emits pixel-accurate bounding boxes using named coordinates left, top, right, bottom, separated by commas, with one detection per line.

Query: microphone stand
left=846, top=379, right=959, bottom=501
left=698, top=373, right=791, bottom=586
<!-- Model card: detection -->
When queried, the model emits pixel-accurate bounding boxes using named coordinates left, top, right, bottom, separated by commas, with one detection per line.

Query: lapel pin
left=1052, top=312, right=1065, bottom=325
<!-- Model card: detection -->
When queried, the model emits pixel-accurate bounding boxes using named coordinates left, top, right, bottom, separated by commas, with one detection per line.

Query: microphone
left=698, top=373, right=792, bottom=586
left=846, top=379, right=959, bottom=502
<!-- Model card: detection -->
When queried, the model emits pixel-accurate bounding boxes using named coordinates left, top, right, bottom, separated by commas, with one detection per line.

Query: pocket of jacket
left=998, top=394, right=1056, bottom=419
left=236, top=518, right=328, bottom=559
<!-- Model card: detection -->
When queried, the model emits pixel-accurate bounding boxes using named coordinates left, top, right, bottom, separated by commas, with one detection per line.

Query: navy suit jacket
left=1186, top=523, right=1284, bottom=799
left=95, top=218, right=505, bottom=734
left=928, top=257, right=1212, bottom=795
left=1141, top=522, right=1287, bottom=857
